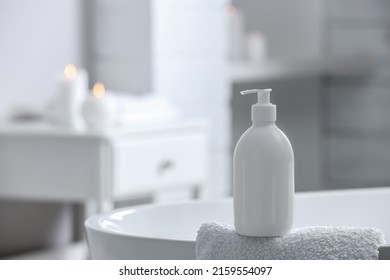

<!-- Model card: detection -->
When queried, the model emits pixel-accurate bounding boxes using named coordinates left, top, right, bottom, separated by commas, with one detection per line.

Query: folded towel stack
left=196, top=222, right=385, bottom=260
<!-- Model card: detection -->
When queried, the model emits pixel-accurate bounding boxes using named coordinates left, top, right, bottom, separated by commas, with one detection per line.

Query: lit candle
left=55, top=64, right=88, bottom=128
left=82, top=82, right=115, bottom=130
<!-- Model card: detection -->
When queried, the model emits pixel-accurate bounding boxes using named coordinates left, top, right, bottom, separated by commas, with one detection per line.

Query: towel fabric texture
left=196, top=222, right=385, bottom=260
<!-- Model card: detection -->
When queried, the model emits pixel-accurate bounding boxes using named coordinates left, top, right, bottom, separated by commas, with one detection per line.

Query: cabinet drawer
left=328, top=138, right=390, bottom=184
left=113, top=134, right=208, bottom=196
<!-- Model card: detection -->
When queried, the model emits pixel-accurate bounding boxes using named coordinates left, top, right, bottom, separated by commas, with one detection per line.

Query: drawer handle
left=158, top=160, right=175, bottom=174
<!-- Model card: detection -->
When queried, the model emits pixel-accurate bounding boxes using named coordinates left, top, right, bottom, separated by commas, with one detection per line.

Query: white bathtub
left=85, top=187, right=390, bottom=259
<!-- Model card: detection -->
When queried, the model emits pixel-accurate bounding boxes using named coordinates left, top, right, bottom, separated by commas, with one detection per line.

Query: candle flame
left=226, top=4, right=236, bottom=16
left=64, top=64, right=77, bottom=79
left=93, top=82, right=105, bottom=98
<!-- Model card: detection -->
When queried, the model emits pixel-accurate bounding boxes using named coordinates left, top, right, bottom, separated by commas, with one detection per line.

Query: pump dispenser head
left=240, top=88, right=276, bottom=122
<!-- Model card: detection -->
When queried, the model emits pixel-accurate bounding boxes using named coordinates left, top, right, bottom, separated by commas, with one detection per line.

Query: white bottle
left=233, top=89, right=294, bottom=237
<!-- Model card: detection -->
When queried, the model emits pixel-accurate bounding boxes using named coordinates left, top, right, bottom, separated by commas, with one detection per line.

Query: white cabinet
left=113, top=133, right=208, bottom=197
left=0, top=120, right=209, bottom=214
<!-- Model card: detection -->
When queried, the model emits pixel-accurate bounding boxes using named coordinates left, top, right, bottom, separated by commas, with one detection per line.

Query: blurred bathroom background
left=1, top=0, right=390, bottom=258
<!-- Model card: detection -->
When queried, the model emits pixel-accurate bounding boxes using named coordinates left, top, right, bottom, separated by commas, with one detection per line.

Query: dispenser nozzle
left=240, top=88, right=276, bottom=122
left=240, top=88, right=272, bottom=104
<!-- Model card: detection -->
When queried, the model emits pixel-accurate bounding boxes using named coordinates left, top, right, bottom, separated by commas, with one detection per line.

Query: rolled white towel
left=196, top=222, right=385, bottom=260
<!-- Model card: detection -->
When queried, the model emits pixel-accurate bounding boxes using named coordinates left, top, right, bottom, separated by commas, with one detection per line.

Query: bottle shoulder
left=234, top=124, right=294, bottom=159
left=236, top=124, right=290, bottom=143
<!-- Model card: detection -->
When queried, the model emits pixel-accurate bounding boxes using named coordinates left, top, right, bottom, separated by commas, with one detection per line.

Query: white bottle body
left=233, top=122, right=294, bottom=237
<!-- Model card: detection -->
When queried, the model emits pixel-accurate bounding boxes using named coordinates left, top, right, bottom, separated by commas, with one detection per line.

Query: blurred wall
left=233, top=0, right=390, bottom=191
left=0, top=0, right=84, bottom=256
left=322, top=0, right=390, bottom=189
left=232, top=0, right=322, bottom=61
left=86, top=0, right=151, bottom=93
left=0, top=0, right=84, bottom=118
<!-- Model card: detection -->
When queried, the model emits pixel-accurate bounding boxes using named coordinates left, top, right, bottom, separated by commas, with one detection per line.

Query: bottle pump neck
left=240, top=89, right=276, bottom=122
